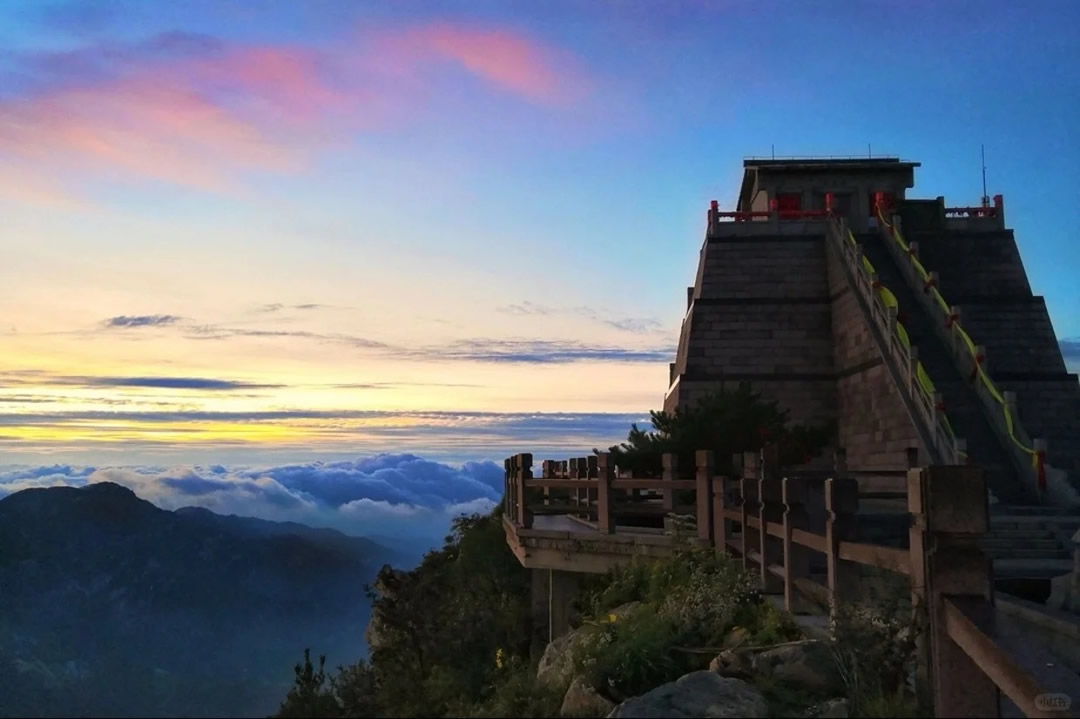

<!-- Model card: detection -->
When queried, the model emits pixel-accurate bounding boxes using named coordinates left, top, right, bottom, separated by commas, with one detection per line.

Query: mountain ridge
left=0, top=481, right=399, bottom=718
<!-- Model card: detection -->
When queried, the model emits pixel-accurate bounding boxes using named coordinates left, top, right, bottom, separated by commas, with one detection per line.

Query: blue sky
left=0, top=0, right=1077, bottom=470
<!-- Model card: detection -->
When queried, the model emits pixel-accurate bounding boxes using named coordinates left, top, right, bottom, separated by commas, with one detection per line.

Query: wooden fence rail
left=503, top=445, right=1080, bottom=718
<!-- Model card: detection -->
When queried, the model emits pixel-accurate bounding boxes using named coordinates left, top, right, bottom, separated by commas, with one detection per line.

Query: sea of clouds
left=0, top=454, right=506, bottom=547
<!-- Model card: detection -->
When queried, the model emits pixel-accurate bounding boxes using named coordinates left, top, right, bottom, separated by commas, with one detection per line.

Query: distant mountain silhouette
left=0, top=482, right=398, bottom=718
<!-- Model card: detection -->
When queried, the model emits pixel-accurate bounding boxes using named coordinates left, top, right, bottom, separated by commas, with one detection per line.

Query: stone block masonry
left=666, top=235, right=839, bottom=430
left=667, top=232, right=925, bottom=470
left=826, top=240, right=922, bottom=469
left=899, top=211, right=1080, bottom=492
left=665, top=157, right=1078, bottom=499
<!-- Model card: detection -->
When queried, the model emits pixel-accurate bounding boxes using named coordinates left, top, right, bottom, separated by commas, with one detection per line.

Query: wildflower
left=495, top=647, right=504, bottom=669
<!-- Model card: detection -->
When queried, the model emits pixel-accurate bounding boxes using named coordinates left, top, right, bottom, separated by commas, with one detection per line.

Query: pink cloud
left=1, top=76, right=302, bottom=194
left=389, top=23, right=586, bottom=105
left=0, top=22, right=590, bottom=206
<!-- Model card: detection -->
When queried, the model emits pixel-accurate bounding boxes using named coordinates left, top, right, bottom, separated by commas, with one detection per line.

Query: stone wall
left=960, top=299, right=1067, bottom=375
left=669, top=235, right=837, bottom=428
left=910, top=229, right=1032, bottom=299
left=825, top=240, right=923, bottom=469
left=897, top=217, right=1080, bottom=485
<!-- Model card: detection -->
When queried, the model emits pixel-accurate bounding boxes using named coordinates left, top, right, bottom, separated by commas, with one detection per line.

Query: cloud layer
left=497, top=301, right=665, bottom=335
left=0, top=453, right=506, bottom=542
left=0, top=21, right=589, bottom=205
left=104, top=315, right=183, bottom=328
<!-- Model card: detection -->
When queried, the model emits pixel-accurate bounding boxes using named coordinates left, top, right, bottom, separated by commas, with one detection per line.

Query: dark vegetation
left=599, top=382, right=835, bottom=477
left=273, top=387, right=874, bottom=718
left=0, top=483, right=393, bottom=718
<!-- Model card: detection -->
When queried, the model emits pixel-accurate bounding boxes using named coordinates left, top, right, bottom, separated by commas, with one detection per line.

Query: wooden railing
left=826, top=214, right=963, bottom=466
left=875, top=208, right=1070, bottom=504
left=503, top=446, right=1080, bottom=717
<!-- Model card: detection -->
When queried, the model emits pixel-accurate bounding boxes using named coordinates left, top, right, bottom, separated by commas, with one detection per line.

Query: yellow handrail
left=874, top=206, right=1046, bottom=487
left=843, top=225, right=962, bottom=457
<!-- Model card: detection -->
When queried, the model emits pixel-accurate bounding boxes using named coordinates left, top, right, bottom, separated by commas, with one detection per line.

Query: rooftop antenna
left=981, top=144, right=989, bottom=207
left=771, top=144, right=775, bottom=159
left=868, top=143, right=872, bottom=158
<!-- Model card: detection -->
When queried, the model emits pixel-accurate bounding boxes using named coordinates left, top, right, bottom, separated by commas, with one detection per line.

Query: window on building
left=776, top=193, right=801, bottom=218
left=831, top=193, right=854, bottom=218
left=869, top=192, right=896, bottom=217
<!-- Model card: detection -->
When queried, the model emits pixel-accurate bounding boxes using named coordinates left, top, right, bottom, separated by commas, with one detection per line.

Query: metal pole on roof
left=771, top=144, right=775, bottom=159
left=868, top=143, right=872, bottom=158
left=981, top=144, right=989, bottom=207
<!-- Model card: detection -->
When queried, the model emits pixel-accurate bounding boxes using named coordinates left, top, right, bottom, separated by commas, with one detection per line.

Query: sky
left=1, top=0, right=1078, bottom=533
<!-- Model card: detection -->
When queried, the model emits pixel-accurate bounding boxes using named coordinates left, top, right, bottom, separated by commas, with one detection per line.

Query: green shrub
left=274, top=650, right=378, bottom=718
left=575, top=560, right=653, bottom=619
left=740, top=600, right=802, bottom=647
left=655, top=551, right=762, bottom=645
left=464, top=657, right=563, bottom=719
left=829, top=575, right=928, bottom=718
left=574, top=607, right=685, bottom=702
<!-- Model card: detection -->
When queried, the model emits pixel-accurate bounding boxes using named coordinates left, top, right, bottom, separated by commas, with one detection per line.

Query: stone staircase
left=984, top=509, right=1079, bottom=578
left=857, top=231, right=1035, bottom=505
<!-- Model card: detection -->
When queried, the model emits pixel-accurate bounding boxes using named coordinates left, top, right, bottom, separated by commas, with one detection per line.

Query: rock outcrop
left=561, top=676, right=616, bottom=717
left=537, top=601, right=642, bottom=687
left=805, top=697, right=849, bottom=718
left=709, top=639, right=844, bottom=694
left=606, top=672, right=768, bottom=718
left=1046, top=528, right=1080, bottom=615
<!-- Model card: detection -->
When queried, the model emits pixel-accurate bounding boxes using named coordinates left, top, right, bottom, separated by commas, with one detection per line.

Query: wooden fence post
left=907, top=466, right=931, bottom=711
left=504, top=457, right=512, bottom=521
left=542, top=460, right=556, bottom=507
left=587, top=455, right=599, bottom=519
left=759, top=443, right=784, bottom=593
left=824, top=475, right=858, bottom=618
left=596, top=452, right=615, bottom=534
left=577, top=457, right=590, bottom=515
left=782, top=477, right=811, bottom=612
left=576, top=457, right=590, bottom=515
left=910, top=465, right=997, bottom=717
left=515, top=453, right=533, bottom=529
left=741, top=451, right=761, bottom=574
left=714, top=471, right=730, bottom=553
left=696, top=450, right=715, bottom=543
left=568, top=458, right=580, bottom=513
left=661, top=453, right=677, bottom=515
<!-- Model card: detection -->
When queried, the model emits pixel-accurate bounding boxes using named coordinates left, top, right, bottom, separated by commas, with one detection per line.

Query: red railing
left=708, top=200, right=833, bottom=225
left=715, top=211, right=771, bottom=222
left=944, top=194, right=1004, bottom=219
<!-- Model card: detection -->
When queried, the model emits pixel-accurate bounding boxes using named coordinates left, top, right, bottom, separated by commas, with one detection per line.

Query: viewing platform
left=503, top=446, right=1080, bottom=717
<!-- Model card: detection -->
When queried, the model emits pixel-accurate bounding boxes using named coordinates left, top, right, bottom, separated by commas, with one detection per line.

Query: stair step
left=983, top=527, right=1057, bottom=536
left=983, top=548, right=1071, bottom=559
left=856, top=234, right=1040, bottom=504
left=981, top=540, right=1062, bottom=550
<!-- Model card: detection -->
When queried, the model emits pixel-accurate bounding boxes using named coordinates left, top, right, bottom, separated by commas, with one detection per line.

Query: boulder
left=607, top=672, right=768, bottom=718
left=1047, top=571, right=1076, bottom=613
left=538, top=602, right=642, bottom=687
left=722, top=626, right=751, bottom=649
left=709, top=649, right=751, bottom=678
left=605, top=601, right=644, bottom=622
left=710, top=639, right=844, bottom=694
left=561, top=676, right=616, bottom=718
left=804, top=698, right=848, bottom=718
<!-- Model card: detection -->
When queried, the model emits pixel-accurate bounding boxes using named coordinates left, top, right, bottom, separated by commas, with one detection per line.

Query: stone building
left=665, top=157, right=1079, bottom=505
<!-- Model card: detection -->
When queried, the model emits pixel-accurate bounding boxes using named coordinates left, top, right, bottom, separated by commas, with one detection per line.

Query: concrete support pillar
left=530, top=568, right=583, bottom=654
left=530, top=569, right=550, bottom=659
left=908, top=465, right=997, bottom=717
left=549, top=570, right=581, bottom=643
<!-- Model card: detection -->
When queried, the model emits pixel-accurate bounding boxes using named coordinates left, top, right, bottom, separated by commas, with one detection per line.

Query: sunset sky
left=2, top=0, right=1078, bottom=469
